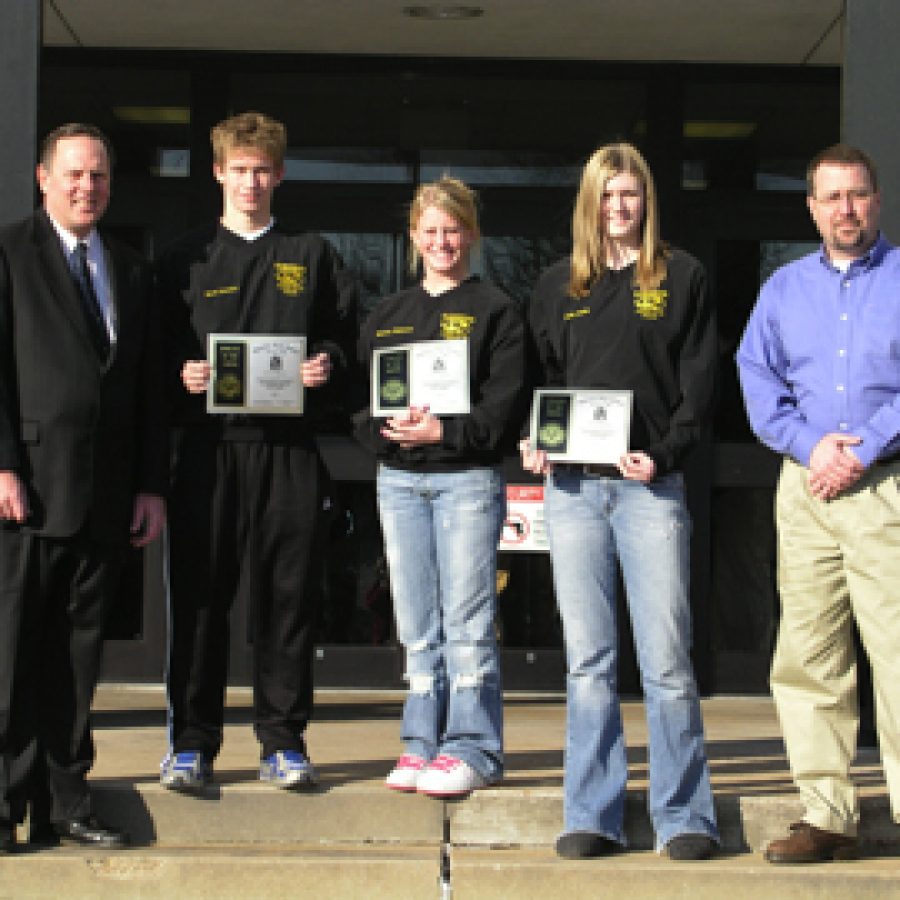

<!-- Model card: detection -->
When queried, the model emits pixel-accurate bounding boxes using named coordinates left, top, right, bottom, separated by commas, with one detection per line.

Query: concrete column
left=843, top=0, right=900, bottom=241
left=0, top=0, right=40, bottom=226
left=842, top=0, right=897, bottom=744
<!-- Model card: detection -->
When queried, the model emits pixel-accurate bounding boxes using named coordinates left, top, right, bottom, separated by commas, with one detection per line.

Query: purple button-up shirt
left=737, top=234, right=900, bottom=469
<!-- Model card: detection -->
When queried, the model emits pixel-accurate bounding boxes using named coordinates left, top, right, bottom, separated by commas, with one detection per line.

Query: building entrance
left=37, top=50, right=839, bottom=692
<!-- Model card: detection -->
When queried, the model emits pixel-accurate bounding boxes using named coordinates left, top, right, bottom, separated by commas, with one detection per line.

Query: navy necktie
left=72, top=242, right=110, bottom=358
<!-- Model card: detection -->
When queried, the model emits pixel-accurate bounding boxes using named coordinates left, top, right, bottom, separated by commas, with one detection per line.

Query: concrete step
left=4, top=842, right=900, bottom=900
left=449, top=789, right=899, bottom=855
left=738, top=794, right=899, bottom=856
left=6, top=692, right=894, bottom=898
left=4, top=782, right=897, bottom=899
left=89, top=780, right=444, bottom=847
left=0, top=844, right=441, bottom=899
left=450, top=848, right=900, bottom=900
left=71, top=779, right=899, bottom=855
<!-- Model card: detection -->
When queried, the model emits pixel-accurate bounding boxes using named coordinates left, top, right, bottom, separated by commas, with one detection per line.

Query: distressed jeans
left=376, top=464, right=505, bottom=780
left=544, top=468, right=719, bottom=849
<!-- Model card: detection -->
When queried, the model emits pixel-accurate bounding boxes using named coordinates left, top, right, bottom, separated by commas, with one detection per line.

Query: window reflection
left=421, top=150, right=582, bottom=187
left=760, top=240, right=819, bottom=282
left=155, top=148, right=190, bottom=178
left=321, top=231, right=401, bottom=318
left=40, top=66, right=191, bottom=179
left=285, top=149, right=413, bottom=184
left=684, top=78, right=838, bottom=193
left=481, top=235, right=569, bottom=307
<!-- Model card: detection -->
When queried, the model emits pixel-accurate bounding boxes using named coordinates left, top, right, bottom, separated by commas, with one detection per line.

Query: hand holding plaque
left=531, top=389, right=632, bottom=463
left=207, top=333, right=307, bottom=415
left=372, top=339, right=470, bottom=417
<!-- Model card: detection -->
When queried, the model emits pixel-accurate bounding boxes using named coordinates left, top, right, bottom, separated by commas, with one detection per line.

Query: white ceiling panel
left=43, top=0, right=844, bottom=65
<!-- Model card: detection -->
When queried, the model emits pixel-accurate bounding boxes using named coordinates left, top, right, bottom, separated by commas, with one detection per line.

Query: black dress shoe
left=0, top=821, right=16, bottom=854
left=664, top=833, right=717, bottom=860
left=555, top=831, right=622, bottom=858
left=54, top=815, right=128, bottom=848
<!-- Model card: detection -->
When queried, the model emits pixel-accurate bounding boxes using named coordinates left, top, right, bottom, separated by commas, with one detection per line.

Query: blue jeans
left=376, top=464, right=506, bottom=780
left=544, top=468, right=718, bottom=849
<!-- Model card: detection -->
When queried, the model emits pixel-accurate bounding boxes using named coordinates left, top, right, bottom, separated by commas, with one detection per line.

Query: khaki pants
left=772, top=458, right=900, bottom=835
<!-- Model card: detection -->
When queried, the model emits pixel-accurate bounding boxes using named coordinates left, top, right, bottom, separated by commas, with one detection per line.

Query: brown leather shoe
left=765, top=822, right=858, bottom=864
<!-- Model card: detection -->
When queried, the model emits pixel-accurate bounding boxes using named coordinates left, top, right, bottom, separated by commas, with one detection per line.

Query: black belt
left=179, top=422, right=310, bottom=444
left=555, top=462, right=622, bottom=479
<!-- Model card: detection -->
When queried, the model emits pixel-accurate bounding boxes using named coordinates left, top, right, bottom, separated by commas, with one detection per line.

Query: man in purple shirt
left=737, top=144, right=900, bottom=863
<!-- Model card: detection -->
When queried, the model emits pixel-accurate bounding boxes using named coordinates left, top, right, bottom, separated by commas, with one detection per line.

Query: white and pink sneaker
left=416, top=754, right=489, bottom=797
left=385, top=754, right=428, bottom=792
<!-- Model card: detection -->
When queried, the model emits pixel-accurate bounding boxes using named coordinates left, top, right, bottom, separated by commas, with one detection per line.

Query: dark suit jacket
left=0, top=209, right=167, bottom=543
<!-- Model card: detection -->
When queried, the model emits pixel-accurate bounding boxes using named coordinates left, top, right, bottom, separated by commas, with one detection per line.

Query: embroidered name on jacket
left=204, top=285, right=239, bottom=298
left=440, top=313, right=475, bottom=339
left=633, top=289, right=669, bottom=320
left=274, top=262, right=307, bottom=297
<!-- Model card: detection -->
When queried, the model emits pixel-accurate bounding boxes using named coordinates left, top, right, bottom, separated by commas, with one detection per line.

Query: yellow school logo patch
left=274, top=262, right=306, bottom=297
left=633, top=289, right=669, bottom=320
left=440, top=313, right=475, bottom=340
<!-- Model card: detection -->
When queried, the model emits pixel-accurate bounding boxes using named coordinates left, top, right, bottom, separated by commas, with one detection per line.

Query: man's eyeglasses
left=813, top=189, right=875, bottom=206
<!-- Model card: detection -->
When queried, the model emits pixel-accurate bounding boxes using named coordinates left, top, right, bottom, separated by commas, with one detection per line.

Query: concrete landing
left=450, top=849, right=900, bottom=900
left=0, top=844, right=440, bottom=899
left=1, top=688, right=896, bottom=898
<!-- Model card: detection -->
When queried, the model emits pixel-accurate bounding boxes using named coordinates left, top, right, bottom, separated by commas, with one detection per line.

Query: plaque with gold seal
left=372, top=339, right=470, bottom=417
left=207, top=333, right=306, bottom=415
left=530, top=389, right=632, bottom=463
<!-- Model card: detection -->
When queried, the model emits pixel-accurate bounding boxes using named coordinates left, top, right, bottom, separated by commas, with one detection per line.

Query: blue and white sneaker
left=259, top=750, right=318, bottom=790
left=160, top=751, right=212, bottom=793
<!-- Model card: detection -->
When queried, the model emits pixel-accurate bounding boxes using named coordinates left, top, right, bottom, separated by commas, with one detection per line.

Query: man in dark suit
left=0, top=124, right=167, bottom=851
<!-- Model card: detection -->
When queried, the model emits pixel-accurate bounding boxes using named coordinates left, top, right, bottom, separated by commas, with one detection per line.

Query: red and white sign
left=499, top=484, right=548, bottom=553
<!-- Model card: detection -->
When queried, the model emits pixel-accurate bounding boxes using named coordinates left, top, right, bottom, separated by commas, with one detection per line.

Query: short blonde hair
left=408, top=176, right=480, bottom=275
left=210, top=111, right=287, bottom=168
left=569, top=143, right=669, bottom=297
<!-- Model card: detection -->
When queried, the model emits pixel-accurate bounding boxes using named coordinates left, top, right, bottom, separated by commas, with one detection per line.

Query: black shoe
left=54, top=815, right=128, bottom=848
left=0, top=821, right=15, bottom=854
left=664, top=833, right=717, bottom=861
left=555, top=831, right=622, bottom=858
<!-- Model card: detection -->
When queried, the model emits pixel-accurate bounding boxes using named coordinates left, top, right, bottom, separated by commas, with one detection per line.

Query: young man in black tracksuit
left=157, top=111, right=356, bottom=792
